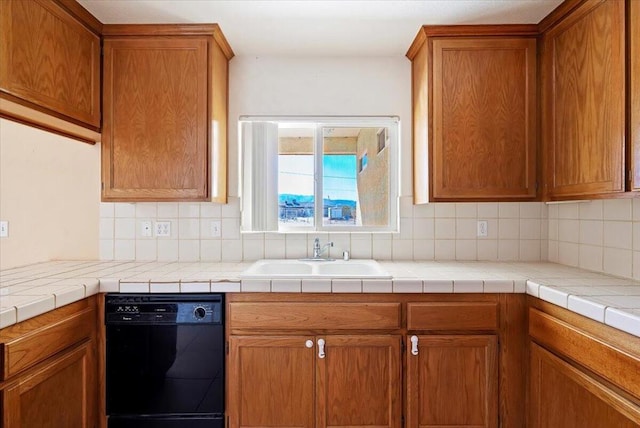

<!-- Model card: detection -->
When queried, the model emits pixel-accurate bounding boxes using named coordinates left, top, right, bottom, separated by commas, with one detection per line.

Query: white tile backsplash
left=135, top=203, right=157, bottom=218
left=435, top=218, right=456, bottom=239
left=603, top=199, right=632, bottom=221
left=115, top=203, right=135, bottom=218
left=434, top=203, right=456, bottom=218
left=499, top=202, right=519, bottom=218
left=114, top=218, right=135, bottom=239
left=549, top=199, right=640, bottom=281
left=603, top=221, right=632, bottom=250
left=101, top=201, right=547, bottom=264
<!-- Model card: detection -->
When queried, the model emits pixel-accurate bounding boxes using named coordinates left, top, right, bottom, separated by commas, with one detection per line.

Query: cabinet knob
left=317, top=338, right=326, bottom=359
left=410, top=335, right=419, bottom=356
left=305, top=339, right=314, bottom=349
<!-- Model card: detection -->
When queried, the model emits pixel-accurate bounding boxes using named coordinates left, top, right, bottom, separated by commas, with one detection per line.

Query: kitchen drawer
left=407, top=302, right=498, bottom=331
left=1, top=304, right=94, bottom=380
left=228, top=302, right=401, bottom=330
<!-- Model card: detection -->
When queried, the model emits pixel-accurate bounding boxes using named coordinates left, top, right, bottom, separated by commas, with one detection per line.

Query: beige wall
left=356, top=128, right=389, bottom=226
left=0, top=119, right=100, bottom=269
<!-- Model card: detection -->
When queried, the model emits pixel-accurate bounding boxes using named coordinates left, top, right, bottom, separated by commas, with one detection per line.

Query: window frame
left=240, top=116, right=400, bottom=233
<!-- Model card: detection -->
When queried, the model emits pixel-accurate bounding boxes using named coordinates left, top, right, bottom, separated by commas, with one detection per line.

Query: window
left=377, top=127, right=387, bottom=153
left=241, top=117, right=399, bottom=232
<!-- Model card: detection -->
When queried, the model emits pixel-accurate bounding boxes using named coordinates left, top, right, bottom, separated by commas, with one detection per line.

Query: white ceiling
left=78, top=0, right=563, bottom=57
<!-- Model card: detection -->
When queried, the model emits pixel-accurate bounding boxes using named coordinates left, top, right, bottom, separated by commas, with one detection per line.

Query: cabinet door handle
left=410, top=335, right=419, bottom=356
left=317, top=338, right=326, bottom=359
left=305, top=339, right=314, bottom=348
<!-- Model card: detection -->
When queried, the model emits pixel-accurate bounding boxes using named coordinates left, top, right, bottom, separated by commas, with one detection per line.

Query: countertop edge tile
left=567, top=295, right=606, bottom=323
left=2, top=260, right=640, bottom=338
left=0, top=307, right=17, bottom=329
left=538, top=286, right=569, bottom=308
left=605, top=308, right=640, bottom=337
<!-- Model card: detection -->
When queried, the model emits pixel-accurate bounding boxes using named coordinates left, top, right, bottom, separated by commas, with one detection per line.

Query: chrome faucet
left=313, top=238, right=333, bottom=259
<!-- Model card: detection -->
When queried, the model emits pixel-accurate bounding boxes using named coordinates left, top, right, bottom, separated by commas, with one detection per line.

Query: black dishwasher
left=105, top=294, right=224, bottom=428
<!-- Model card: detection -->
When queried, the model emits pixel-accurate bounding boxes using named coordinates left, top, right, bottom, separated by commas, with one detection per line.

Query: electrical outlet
left=155, top=221, right=171, bottom=237
left=141, top=221, right=152, bottom=237
left=210, top=220, right=221, bottom=238
left=477, top=220, right=488, bottom=237
left=0, top=221, right=8, bottom=238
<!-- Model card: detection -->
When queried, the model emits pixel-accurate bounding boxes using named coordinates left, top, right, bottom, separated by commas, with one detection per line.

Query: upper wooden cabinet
left=0, top=0, right=102, bottom=143
left=541, top=0, right=626, bottom=199
left=407, top=26, right=538, bottom=202
left=101, top=25, right=233, bottom=202
left=631, top=0, right=640, bottom=191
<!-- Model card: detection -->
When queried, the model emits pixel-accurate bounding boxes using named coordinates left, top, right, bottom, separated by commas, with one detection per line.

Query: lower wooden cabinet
left=528, top=299, right=640, bottom=428
left=529, top=343, right=640, bottom=428
left=227, top=294, right=524, bottom=428
left=228, top=335, right=401, bottom=428
left=0, top=297, right=98, bottom=428
left=2, top=342, right=95, bottom=427
left=228, top=336, right=315, bottom=428
left=407, top=335, right=498, bottom=428
left=317, top=335, right=401, bottom=428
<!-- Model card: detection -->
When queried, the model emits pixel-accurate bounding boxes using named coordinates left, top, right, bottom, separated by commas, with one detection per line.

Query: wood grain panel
left=2, top=342, right=94, bottom=428
left=529, top=308, right=640, bottom=400
left=431, top=37, right=537, bottom=200
left=210, top=38, right=229, bottom=202
left=411, top=30, right=430, bottom=204
left=529, top=343, right=640, bottom=427
left=631, top=0, right=640, bottom=191
left=0, top=0, right=100, bottom=129
left=407, top=335, right=498, bottom=428
left=316, top=335, right=401, bottom=428
left=228, top=336, right=314, bottom=428
left=229, top=302, right=401, bottom=330
left=1, top=304, right=93, bottom=380
left=498, top=294, right=527, bottom=428
left=542, top=0, right=625, bottom=198
left=407, top=302, right=498, bottom=331
left=102, top=37, right=210, bottom=201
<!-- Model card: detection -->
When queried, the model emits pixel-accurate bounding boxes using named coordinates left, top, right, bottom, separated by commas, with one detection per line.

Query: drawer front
left=2, top=308, right=93, bottom=380
left=407, top=302, right=498, bottom=331
left=229, top=302, right=401, bottom=330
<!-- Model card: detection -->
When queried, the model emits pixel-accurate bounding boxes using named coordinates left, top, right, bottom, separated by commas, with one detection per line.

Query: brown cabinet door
left=102, top=37, right=210, bottom=201
left=0, top=0, right=101, bottom=129
left=631, top=0, right=640, bottom=191
left=406, top=335, right=498, bottom=428
left=316, top=335, right=401, bottom=428
left=430, top=37, right=537, bottom=201
left=1, top=342, right=96, bottom=428
left=529, top=343, right=640, bottom=427
left=228, top=336, right=315, bottom=428
left=542, top=0, right=625, bottom=198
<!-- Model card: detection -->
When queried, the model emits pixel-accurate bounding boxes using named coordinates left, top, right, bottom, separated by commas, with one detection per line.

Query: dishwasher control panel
left=105, top=294, right=223, bottom=324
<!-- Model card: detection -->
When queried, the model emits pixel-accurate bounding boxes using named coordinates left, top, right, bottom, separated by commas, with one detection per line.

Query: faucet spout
left=312, top=238, right=333, bottom=259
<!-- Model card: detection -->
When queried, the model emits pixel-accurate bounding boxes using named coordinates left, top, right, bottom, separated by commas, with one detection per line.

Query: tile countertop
left=0, top=260, right=639, bottom=337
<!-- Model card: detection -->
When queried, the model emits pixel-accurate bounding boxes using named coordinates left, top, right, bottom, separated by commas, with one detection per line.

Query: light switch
left=141, top=221, right=152, bottom=237
left=0, top=221, right=8, bottom=238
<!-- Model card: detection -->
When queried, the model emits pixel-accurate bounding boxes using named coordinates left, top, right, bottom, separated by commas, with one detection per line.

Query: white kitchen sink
left=241, top=259, right=391, bottom=279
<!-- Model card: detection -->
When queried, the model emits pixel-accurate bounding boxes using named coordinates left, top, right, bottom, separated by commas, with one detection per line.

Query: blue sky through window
left=323, top=155, right=357, bottom=202
left=278, top=155, right=357, bottom=202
